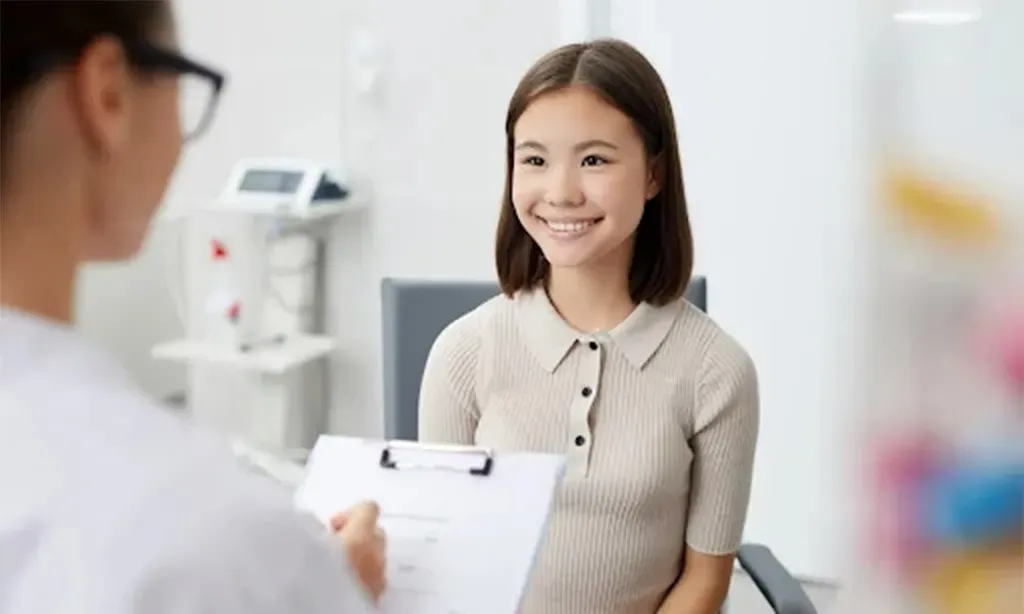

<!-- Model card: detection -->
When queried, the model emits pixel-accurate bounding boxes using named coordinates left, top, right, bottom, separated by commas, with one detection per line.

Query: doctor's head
left=0, top=0, right=224, bottom=262
left=495, top=38, right=693, bottom=306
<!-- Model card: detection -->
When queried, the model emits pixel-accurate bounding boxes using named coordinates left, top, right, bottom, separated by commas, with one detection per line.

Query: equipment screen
left=238, top=169, right=304, bottom=194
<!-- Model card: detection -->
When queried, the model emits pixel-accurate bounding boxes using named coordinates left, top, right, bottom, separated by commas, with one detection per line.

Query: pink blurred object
left=980, top=301, right=1024, bottom=396
left=871, top=433, right=947, bottom=575
left=993, top=311, right=1024, bottom=392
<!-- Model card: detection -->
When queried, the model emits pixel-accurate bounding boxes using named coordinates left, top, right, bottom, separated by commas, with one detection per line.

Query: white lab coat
left=0, top=308, right=373, bottom=614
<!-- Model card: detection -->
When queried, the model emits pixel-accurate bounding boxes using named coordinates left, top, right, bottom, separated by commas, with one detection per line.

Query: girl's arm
left=659, top=334, right=760, bottom=614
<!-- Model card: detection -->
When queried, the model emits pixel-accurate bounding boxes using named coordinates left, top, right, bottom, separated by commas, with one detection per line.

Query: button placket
left=566, top=338, right=602, bottom=477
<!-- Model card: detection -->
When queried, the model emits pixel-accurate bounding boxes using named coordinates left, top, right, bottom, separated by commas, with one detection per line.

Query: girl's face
left=511, top=85, right=660, bottom=272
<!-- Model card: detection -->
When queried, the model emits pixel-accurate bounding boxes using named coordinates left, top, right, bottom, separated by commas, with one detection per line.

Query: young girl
left=0, top=2, right=384, bottom=612
left=419, top=39, right=760, bottom=613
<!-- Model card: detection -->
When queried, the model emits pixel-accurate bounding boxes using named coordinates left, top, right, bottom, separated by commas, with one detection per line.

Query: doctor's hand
left=331, top=501, right=387, bottom=603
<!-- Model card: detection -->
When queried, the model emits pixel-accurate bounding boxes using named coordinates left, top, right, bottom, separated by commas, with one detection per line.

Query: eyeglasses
left=123, top=42, right=226, bottom=142
left=11, top=40, right=227, bottom=142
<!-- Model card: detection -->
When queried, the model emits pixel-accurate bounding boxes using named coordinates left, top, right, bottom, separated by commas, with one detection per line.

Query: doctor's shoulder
left=4, top=386, right=371, bottom=614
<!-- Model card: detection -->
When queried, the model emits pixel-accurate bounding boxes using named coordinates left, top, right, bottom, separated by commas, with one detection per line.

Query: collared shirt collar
left=514, top=289, right=681, bottom=372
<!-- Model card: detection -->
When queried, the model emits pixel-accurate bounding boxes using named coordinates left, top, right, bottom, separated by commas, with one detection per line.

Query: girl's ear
left=646, top=153, right=664, bottom=201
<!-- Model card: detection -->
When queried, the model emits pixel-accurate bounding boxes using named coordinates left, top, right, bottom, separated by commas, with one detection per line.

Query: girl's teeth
left=545, top=220, right=594, bottom=233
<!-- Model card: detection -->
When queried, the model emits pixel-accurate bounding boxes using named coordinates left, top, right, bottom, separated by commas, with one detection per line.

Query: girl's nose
left=545, top=167, right=583, bottom=207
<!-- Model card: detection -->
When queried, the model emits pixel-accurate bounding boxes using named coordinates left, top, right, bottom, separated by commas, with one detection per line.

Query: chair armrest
left=736, top=544, right=818, bottom=614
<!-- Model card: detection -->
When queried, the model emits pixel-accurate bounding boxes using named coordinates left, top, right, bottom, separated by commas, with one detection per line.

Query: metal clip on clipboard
left=378, top=440, right=494, bottom=476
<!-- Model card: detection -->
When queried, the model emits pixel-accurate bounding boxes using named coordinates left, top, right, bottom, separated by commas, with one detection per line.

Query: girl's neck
left=546, top=260, right=635, bottom=333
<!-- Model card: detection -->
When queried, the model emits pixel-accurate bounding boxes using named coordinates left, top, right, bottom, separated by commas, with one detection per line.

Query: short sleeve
left=111, top=468, right=374, bottom=614
left=685, top=331, right=760, bottom=555
left=417, top=313, right=482, bottom=445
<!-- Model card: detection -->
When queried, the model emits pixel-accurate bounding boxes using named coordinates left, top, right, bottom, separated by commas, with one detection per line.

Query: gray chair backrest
left=380, top=276, right=707, bottom=441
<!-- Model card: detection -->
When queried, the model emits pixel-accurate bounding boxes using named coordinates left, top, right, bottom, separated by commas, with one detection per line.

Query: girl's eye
left=582, top=154, right=607, bottom=167
left=522, top=156, right=545, bottom=166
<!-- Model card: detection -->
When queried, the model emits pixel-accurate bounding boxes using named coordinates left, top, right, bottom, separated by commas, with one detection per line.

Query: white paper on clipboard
left=295, top=436, right=566, bottom=614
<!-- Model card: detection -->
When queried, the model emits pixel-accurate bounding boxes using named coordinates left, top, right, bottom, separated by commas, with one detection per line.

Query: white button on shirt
left=0, top=308, right=370, bottom=614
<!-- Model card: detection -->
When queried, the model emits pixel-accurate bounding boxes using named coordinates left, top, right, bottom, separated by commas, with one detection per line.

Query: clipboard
left=295, top=436, right=566, bottom=614
left=377, top=440, right=494, bottom=475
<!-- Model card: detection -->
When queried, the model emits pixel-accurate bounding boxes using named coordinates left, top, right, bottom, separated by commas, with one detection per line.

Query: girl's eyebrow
left=514, top=139, right=618, bottom=152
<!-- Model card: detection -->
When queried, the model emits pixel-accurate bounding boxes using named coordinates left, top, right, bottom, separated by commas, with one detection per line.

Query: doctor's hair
left=0, top=0, right=170, bottom=167
left=494, top=38, right=694, bottom=307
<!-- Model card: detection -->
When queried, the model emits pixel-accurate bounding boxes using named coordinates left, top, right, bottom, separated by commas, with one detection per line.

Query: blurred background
left=73, top=1, right=1022, bottom=612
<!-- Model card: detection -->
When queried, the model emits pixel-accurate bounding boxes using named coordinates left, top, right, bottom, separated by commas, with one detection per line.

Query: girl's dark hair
left=494, top=38, right=694, bottom=307
left=0, top=0, right=169, bottom=140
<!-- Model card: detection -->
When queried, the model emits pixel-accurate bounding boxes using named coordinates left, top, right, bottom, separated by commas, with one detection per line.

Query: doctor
left=0, top=1, right=386, bottom=612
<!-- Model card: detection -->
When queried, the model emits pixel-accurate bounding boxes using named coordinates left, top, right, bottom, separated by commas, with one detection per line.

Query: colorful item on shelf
left=882, top=165, right=1001, bottom=245
left=922, top=546, right=1024, bottom=614
left=872, top=433, right=947, bottom=574
left=895, top=451, right=1024, bottom=614
left=988, top=305, right=1024, bottom=394
left=919, top=460, right=1024, bottom=547
left=861, top=6, right=1022, bottom=613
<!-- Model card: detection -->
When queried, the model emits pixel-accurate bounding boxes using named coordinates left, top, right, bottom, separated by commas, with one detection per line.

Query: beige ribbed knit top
left=417, top=289, right=760, bottom=614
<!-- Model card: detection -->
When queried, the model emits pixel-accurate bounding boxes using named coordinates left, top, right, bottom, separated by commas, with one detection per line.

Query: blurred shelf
left=151, top=334, right=336, bottom=375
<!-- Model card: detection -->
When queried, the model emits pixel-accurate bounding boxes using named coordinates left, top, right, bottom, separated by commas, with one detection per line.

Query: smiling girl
left=418, top=39, right=760, bottom=614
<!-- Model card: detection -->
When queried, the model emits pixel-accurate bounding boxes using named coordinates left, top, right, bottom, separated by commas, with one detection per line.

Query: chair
left=379, top=276, right=818, bottom=614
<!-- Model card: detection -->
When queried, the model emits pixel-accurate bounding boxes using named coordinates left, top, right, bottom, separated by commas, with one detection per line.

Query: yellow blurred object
left=923, top=548, right=1024, bottom=614
left=883, top=166, right=1002, bottom=245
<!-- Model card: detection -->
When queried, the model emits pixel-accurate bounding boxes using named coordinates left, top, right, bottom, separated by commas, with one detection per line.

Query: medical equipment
left=220, top=158, right=351, bottom=218
left=188, top=159, right=358, bottom=352
left=152, top=159, right=367, bottom=458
